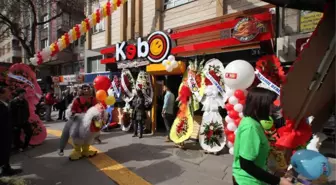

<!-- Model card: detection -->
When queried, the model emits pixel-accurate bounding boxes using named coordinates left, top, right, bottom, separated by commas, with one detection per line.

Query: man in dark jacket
left=10, top=89, right=32, bottom=152
left=0, top=83, right=22, bottom=176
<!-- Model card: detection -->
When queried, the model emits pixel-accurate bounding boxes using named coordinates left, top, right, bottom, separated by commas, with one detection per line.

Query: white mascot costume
left=58, top=103, right=108, bottom=161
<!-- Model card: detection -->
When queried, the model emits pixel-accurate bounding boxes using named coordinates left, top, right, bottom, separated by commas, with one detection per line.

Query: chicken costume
left=59, top=103, right=108, bottom=161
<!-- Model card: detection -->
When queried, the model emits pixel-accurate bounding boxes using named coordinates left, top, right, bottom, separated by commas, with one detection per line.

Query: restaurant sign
left=101, top=31, right=171, bottom=64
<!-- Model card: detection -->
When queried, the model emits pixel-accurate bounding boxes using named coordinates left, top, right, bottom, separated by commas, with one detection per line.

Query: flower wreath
left=204, top=65, right=221, bottom=86
left=176, top=117, right=189, bottom=138
left=201, top=121, right=223, bottom=148
left=254, top=55, right=286, bottom=87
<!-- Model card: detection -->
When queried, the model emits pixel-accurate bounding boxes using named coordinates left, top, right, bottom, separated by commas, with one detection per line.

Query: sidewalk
left=9, top=133, right=117, bottom=185
left=11, top=110, right=336, bottom=185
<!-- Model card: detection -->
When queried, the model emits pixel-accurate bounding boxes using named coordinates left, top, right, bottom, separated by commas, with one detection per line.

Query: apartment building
left=0, top=34, right=22, bottom=64
left=84, top=0, right=272, bottom=73
left=36, top=0, right=86, bottom=81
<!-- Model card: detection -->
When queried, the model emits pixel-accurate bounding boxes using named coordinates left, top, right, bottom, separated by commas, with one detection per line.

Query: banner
left=111, top=80, right=121, bottom=98
left=7, top=73, right=35, bottom=88
left=204, top=71, right=225, bottom=97
left=187, top=73, right=202, bottom=102
left=255, top=70, right=281, bottom=95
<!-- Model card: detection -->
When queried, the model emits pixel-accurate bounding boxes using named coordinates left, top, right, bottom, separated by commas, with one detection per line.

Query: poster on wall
left=300, top=11, right=323, bottom=33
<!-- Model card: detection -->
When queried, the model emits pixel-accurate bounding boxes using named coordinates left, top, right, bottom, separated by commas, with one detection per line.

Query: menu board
left=300, top=11, right=323, bottom=33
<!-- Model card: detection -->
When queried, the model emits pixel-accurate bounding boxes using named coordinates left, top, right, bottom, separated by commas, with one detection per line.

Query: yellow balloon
left=105, top=96, right=116, bottom=105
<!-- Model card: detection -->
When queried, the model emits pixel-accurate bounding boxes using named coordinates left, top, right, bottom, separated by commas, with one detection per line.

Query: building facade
left=84, top=0, right=276, bottom=73
left=0, top=34, right=22, bottom=64
left=36, top=0, right=86, bottom=83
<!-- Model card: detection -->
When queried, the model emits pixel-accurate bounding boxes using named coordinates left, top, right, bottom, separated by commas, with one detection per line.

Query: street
left=7, top=112, right=336, bottom=185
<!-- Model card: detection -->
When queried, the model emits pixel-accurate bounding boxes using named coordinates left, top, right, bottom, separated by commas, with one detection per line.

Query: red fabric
left=178, top=85, right=192, bottom=104
left=90, top=121, right=101, bottom=132
left=275, top=119, right=312, bottom=149
left=71, top=96, right=97, bottom=114
left=45, top=93, right=54, bottom=105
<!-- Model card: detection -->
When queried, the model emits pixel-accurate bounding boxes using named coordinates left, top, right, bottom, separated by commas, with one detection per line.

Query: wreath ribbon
left=204, top=71, right=225, bottom=97
left=121, top=73, right=133, bottom=101
left=112, top=80, right=121, bottom=98
left=255, top=70, right=281, bottom=95
left=7, top=73, right=35, bottom=88
left=187, top=73, right=202, bottom=102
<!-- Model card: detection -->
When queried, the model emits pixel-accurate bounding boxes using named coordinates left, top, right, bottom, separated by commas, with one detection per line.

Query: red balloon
left=225, top=103, right=234, bottom=111
left=229, top=111, right=239, bottom=119
left=234, top=90, right=245, bottom=100
left=224, top=127, right=232, bottom=135
left=93, top=76, right=111, bottom=91
left=239, top=99, right=246, bottom=105
left=227, top=133, right=235, bottom=143
left=234, top=118, right=241, bottom=126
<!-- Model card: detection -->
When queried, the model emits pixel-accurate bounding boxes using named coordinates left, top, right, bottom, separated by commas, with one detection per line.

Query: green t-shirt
left=232, top=117, right=270, bottom=185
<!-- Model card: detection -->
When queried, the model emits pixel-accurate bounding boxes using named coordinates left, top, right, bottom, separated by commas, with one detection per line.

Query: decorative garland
left=200, top=121, right=223, bottom=148
left=29, top=0, right=128, bottom=65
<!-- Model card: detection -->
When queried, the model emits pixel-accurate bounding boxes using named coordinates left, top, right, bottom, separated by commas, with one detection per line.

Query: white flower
left=209, top=125, right=214, bottom=130
left=162, top=55, right=178, bottom=72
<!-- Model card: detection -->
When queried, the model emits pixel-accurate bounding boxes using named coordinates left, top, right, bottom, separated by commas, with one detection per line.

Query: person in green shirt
left=232, top=87, right=292, bottom=185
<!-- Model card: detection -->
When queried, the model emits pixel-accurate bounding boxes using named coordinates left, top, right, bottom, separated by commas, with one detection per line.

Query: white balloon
left=225, top=115, right=233, bottom=123
left=45, top=47, right=51, bottom=55
left=57, top=40, right=64, bottom=51
left=233, top=104, right=243, bottom=112
left=225, top=86, right=234, bottom=97
left=68, top=30, right=74, bottom=43
left=172, top=60, right=178, bottom=68
left=166, top=66, right=173, bottom=72
left=224, top=60, right=255, bottom=90
left=227, top=122, right=237, bottom=132
left=239, top=112, right=244, bottom=118
left=228, top=96, right=239, bottom=105
left=162, top=59, right=168, bottom=66
left=167, top=55, right=175, bottom=62
left=227, top=141, right=234, bottom=148
left=229, top=147, right=234, bottom=155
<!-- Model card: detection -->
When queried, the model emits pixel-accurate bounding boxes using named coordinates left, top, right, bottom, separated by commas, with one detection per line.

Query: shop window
left=93, top=19, right=105, bottom=33
left=42, top=14, right=49, bottom=29
left=164, top=0, right=195, bottom=10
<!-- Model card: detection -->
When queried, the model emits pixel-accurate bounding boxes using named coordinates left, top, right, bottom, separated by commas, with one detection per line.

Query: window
left=41, top=39, right=48, bottom=49
left=63, top=13, right=70, bottom=26
left=87, top=56, right=105, bottom=73
left=6, top=43, right=10, bottom=53
left=43, top=15, right=49, bottom=29
left=93, top=19, right=105, bottom=33
left=164, top=0, right=195, bottom=10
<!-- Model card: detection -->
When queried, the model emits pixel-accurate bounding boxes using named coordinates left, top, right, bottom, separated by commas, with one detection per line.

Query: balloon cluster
left=224, top=89, right=246, bottom=154
left=29, top=0, right=128, bottom=65
left=93, top=76, right=115, bottom=106
left=223, top=60, right=256, bottom=155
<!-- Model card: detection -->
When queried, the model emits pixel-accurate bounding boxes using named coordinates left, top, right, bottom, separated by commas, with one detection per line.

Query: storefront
left=100, top=9, right=274, bottom=134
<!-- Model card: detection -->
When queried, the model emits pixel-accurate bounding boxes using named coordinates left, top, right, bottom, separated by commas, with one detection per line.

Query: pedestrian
left=0, top=83, right=23, bottom=176
left=45, top=89, right=55, bottom=121
left=162, top=83, right=175, bottom=142
left=57, top=91, right=67, bottom=121
left=132, top=89, right=146, bottom=138
left=232, top=87, right=292, bottom=185
left=10, top=89, right=33, bottom=152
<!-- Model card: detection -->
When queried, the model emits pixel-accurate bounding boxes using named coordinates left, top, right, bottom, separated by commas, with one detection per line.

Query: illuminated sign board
left=101, top=31, right=171, bottom=64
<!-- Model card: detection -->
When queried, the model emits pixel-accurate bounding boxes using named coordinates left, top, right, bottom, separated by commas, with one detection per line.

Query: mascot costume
left=58, top=103, right=108, bottom=160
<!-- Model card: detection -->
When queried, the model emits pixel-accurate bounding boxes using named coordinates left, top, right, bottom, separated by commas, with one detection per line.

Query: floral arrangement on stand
left=136, top=71, right=153, bottom=105
left=6, top=64, right=46, bottom=145
left=170, top=59, right=205, bottom=146
left=120, top=69, right=135, bottom=132
left=198, top=59, right=226, bottom=154
left=200, top=121, right=223, bottom=148
left=254, top=55, right=286, bottom=87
